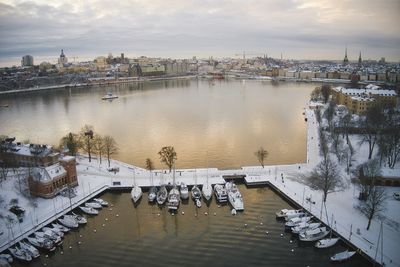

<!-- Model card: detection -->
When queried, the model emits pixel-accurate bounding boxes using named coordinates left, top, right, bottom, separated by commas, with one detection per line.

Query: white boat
left=59, top=216, right=79, bottom=228
left=157, top=185, right=168, bottom=205
left=148, top=186, right=158, bottom=202
left=131, top=171, right=142, bottom=204
left=214, top=184, right=228, bottom=202
left=0, top=253, right=13, bottom=264
left=93, top=198, right=109, bottom=206
left=167, top=186, right=180, bottom=210
left=285, top=216, right=312, bottom=228
left=180, top=183, right=189, bottom=200
left=191, top=185, right=201, bottom=200
left=315, top=237, right=340, bottom=248
left=27, top=236, right=55, bottom=252
left=19, top=241, right=40, bottom=259
left=102, top=92, right=118, bottom=100
left=196, top=199, right=202, bottom=208
left=299, top=227, right=329, bottom=242
left=80, top=206, right=99, bottom=215
left=292, top=222, right=321, bottom=234
left=35, top=230, right=63, bottom=245
left=224, top=181, right=234, bottom=191
left=8, top=247, right=32, bottom=262
left=51, top=223, right=70, bottom=233
left=284, top=210, right=307, bottom=221
left=71, top=213, right=87, bottom=224
left=276, top=209, right=302, bottom=219
left=227, top=182, right=244, bottom=211
left=42, top=226, right=64, bottom=238
left=330, top=250, right=356, bottom=262
left=393, top=192, right=400, bottom=200
left=202, top=181, right=213, bottom=201
left=85, top=201, right=102, bottom=209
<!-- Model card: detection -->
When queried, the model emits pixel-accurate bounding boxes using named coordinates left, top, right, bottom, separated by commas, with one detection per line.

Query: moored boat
left=191, top=185, right=201, bottom=200
left=148, top=186, right=158, bottom=202
left=102, top=92, right=118, bottom=100
left=27, top=236, right=56, bottom=252
left=8, top=247, right=32, bottom=262
left=180, top=182, right=189, bottom=200
left=58, top=216, right=79, bottom=228
left=131, top=185, right=142, bottom=204
left=42, top=226, right=64, bottom=238
left=291, top=222, right=321, bottom=234
left=35, top=230, right=63, bottom=246
left=80, top=206, right=99, bottom=215
left=157, top=185, right=168, bottom=205
left=71, top=213, right=87, bottom=224
left=0, top=253, right=13, bottom=264
left=214, top=184, right=228, bottom=202
left=85, top=201, right=102, bottom=209
left=226, top=182, right=244, bottom=211
left=202, top=181, right=212, bottom=201
left=285, top=216, right=312, bottom=229
left=51, top=223, right=70, bottom=233
left=276, top=209, right=302, bottom=219
left=299, top=227, right=329, bottom=242
left=19, top=241, right=40, bottom=259
left=330, top=250, right=356, bottom=262
left=284, top=210, right=307, bottom=221
left=167, top=186, right=180, bottom=210
left=315, top=237, right=340, bottom=248
left=93, top=198, right=109, bottom=206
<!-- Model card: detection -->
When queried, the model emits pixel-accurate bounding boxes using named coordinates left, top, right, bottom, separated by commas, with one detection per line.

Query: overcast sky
left=0, top=0, right=399, bottom=66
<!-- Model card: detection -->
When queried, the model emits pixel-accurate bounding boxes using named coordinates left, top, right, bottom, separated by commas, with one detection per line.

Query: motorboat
left=227, top=182, right=244, bottom=211
left=27, top=236, right=55, bottom=252
left=285, top=216, right=312, bottom=229
left=0, top=253, right=13, bottom=264
left=299, top=227, right=329, bottom=242
left=276, top=209, right=302, bottom=219
left=19, top=241, right=40, bottom=259
left=102, top=92, right=118, bottom=100
left=85, top=201, right=102, bottom=209
left=196, top=199, right=202, bottom=208
left=315, top=237, right=340, bottom=248
left=93, top=198, right=109, bottom=206
left=180, top=182, right=189, bottom=200
left=330, top=250, right=356, bottom=262
left=202, top=181, right=213, bottom=201
left=224, top=181, right=234, bottom=191
left=58, top=216, right=79, bottom=228
left=284, top=210, right=307, bottom=221
left=148, top=186, right=158, bottom=202
left=214, top=184, right=228, bottom=202
left=291, top=222, right=321, bottom=234
left=80, top=206, right=99, bottom=215
left=8, top=247, right=32, bottom=262
left=42, top=226, right=64, bottom=238
left=157, top=185, right=168, bottom=205
left=35, top=230, right=63, bottom=245
left=51, top=223, right=70, bottom=233
left=191, top=185, right=201, bottom=200
left=71, top=213, right=87, bottom=224
left=167, top=186, right=180, bottom=210
left=393, top=192, right=400, bottom=200
left=131, top=185, right=142, bottom=203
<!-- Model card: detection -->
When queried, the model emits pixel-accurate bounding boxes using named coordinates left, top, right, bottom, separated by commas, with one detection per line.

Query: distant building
left=57, top=49, right=68, bottom=66
left=21, top=55, right=34, bottom=67
left=358, top=52, right=362, bottom=68
left=343, top=47, right=349, bottom=66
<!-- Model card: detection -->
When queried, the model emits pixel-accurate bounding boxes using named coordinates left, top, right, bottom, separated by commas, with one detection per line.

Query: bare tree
left=93, top=134, right=105, bottom=165
left=254, top=147, right=268, bottom=168
left=310, top=87, right=322, bottom=102
left=324, top=101, right=336, bottom=132
left=79, top=125, right=95, bottom=162
left=321, top=84, right=331, bottom=104
left=59, top=132, right=80, bottom=156
left=358, top=186, right=386, bottom=230
left=359, top=104, right=384, bottom=160
left=302, top=156, right=346, bottom=202
left=356, top=159, right=381, bottom=200
left=158, top=146, right=177, bottom=173
left=145, top=158, right=154, bottom=181
left=103, top=136, right=118, bottom=168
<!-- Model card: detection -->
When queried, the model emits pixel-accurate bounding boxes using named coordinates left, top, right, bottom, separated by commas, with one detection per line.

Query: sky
left=0, top=0, right=399, bottom=66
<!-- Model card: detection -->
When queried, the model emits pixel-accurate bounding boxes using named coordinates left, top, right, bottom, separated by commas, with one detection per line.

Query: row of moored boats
left=131, top=181, right=244, bottom=212
left=276, top=209, right=356, bottom=262
left=0, top=198, right=108, bottom=264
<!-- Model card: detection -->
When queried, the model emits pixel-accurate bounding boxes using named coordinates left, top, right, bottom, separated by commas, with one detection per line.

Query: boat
left=93, top=198, right=109, bottom=206
left=299, top=227, right=330, bottom=242
left=226, top=182, right=244, bottom=211
left=19, top=241, right=40, bottom=259
left=157, top=185, right=168, bottom=205
left=196, top=199, right=202, bottom=208
left=191, top=185, right=201, bottom=200
left=51, top=223, right=70, bottom=233
left=291, top=222, right=321, bottom=234
left=285, top=216, right=312, bottom=229
left=8, top=247, right=32, bottom=262
left=167, top=186, right=180, bottom=210
left=85, top=201, right=102, bottom=209
left=71, top=213, right=87, bottom=224
left=42, top=226, right=64, bottom=238
left=214, top=184, right=228, bottom=202
left=101, top=92, right=118, bottom=100
left=202, top=181, right=213, bottom=201
left=0, top=253, right=13, bottom=264
left=27, top=236, right=56, bottom=252
left=180, top=182, right=189, bottom=200
left=35, top=230, right=63, bottom=245
left=315, top=237, right=340, bottom=248
left=330, top=250, right=356, bottom=262
left=393, top=192, right=400, bottom=200
left=80, top=206, right=99, bottom=215
left=284, top=210, right=307, bottom=221
left=131, top=170, right=142, bottom=204
left=58, top=216, right=79, bottom=228
left=276, top=209, right=302, bottom=219
left=148, top=186, right=158, bottom=202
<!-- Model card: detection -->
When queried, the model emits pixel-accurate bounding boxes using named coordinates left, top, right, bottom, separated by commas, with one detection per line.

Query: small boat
left=8, top=247, right=32, bottom=262
left=227, top=182, right=244, bottom=211
left=131, top=185, right=142, bottom=203
left=157, top=185, right=168, bottom=205
left=58, top=216, right=79, bottom=228
left=330, top=250, right=356, bottom=262
left=35, top=230, right=63, bottom=245
left=148, top=186, right=158, bottom=202
left=80, top=206, right=99, bottom=215
left=196, top=199, right=202, bottom=208
left=284, top=211, right=307, bottom=221
left=299, top=227, right=329, bottom=242
left=167, top=186, right=180, bottom=210
left=393, top=192, right=400, bottom=200
left=214, top=184, right=228, bottom=202
left=285, top=216, right=312, bottom=229
left=102, top=92, right=118, bottom=100
left=85, top=202, right=102, bottom=209
left=27, top=236, right=55, bottom=252
left=19, top=241, right=40, bottom=259
left=93, top=198, right=109, bottom=206
left=70, top=213, right=87, bottom=224
left=292, top=222, right=321, bottom=234
left=0, top=253, right=13, bottom=263
left=276, top=209, right=302, bottom=219
left=202, top=181, right=213, bottom=201
left=51, top=223, right=70, bottom=233
left=42, top=226, right=64, bottom=238
left=191, top=185, right=201, bottom=200
left=315, top=237, right=340, bottom=248
left=180, top=182, right=189, bottom=200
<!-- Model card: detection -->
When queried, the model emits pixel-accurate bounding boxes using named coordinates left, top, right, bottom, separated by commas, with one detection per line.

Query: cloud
left=0, top=0, right=399, bottom=64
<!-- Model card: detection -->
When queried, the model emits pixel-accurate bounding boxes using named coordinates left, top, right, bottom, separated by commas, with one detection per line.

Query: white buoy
left=109, top=208, right=112, bottom=211
left=213, top=212, right=216, bottom=216
left=157, top=213, right=160, bottom=216
left=105, top=218, right=108, bottom=221
left=45, top=254, right=49, bottom=258
left=181, top=211, right=185, bottom=215
left=116, top=214, right=119, bottom=217
left=291, top=249, right=294, bottom=252
left=204, top=212, right=208, bottom=215
left=78, top=241, right=82, bottom=245
left=290, top=240, right=293, bottom=243
left=94, top=229, right=97, bottom=233
left=260, top=222, right=263, bottom=226
left=79, top=235, right=82, bottom=238
left=217, top=205, right=221, bottom=208
left=231, top=209, right=237, bottom=215
left=280, top=233, right=283, bottom=237
left=102, top=224, right=105, bottom=227
left=69, top=246, right=72, bottom=249
left=265, top=231, right=269, bottom=234
left=172, top=213, right=175, bottom=216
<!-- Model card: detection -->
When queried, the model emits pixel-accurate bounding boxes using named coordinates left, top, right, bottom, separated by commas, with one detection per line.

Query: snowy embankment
left=0, top=104, right=399, bottom=266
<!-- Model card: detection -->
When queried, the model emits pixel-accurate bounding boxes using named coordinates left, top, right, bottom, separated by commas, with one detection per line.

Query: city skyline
left=0, top=0, right=399, bottom=67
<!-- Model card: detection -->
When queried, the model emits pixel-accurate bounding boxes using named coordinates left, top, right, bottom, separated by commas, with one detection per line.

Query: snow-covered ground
left=0, top=103, right=399, bottom=266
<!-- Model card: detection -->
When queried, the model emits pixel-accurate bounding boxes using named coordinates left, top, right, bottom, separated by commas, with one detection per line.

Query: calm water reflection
left=0, top=79, right=313, bottom=169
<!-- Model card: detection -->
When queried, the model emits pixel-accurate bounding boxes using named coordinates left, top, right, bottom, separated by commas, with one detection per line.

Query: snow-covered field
left=0, top=103, right=399, bottom=266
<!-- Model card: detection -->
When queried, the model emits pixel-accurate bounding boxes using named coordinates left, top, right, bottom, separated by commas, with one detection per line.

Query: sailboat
left=202, top=175, right=212, bottom=202
left=315, top=208, right=340, bottom=248
left=180, top=182, right=189, bottom=200
left=157, top=185, right=168, bottom=205
left=167, top=168, right=180, bottom=210
left=191, top=171, right=202, bottom=207
left=131, top=169, right=142, bottom=204
left=148, top=169, right=158, bottom=202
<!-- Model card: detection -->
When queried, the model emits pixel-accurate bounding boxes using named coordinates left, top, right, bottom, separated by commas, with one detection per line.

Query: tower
left=358, top=51, right=362, bottom=68
left=343, top=46, right=349, bottom=66
left=58, top=49, right=68, bottom=65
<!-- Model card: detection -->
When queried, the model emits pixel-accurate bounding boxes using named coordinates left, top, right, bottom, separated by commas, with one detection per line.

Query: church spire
left=358, top=51, right=362, bottom=68
left=343, top=46, right=349, bottom=66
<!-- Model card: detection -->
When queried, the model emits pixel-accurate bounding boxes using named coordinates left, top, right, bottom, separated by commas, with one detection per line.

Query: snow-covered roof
left=1, top=143, right=55, bottom=157
left=31, top=163, right=66, bottom=182
left=333, top=86, right=397, bottom=97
